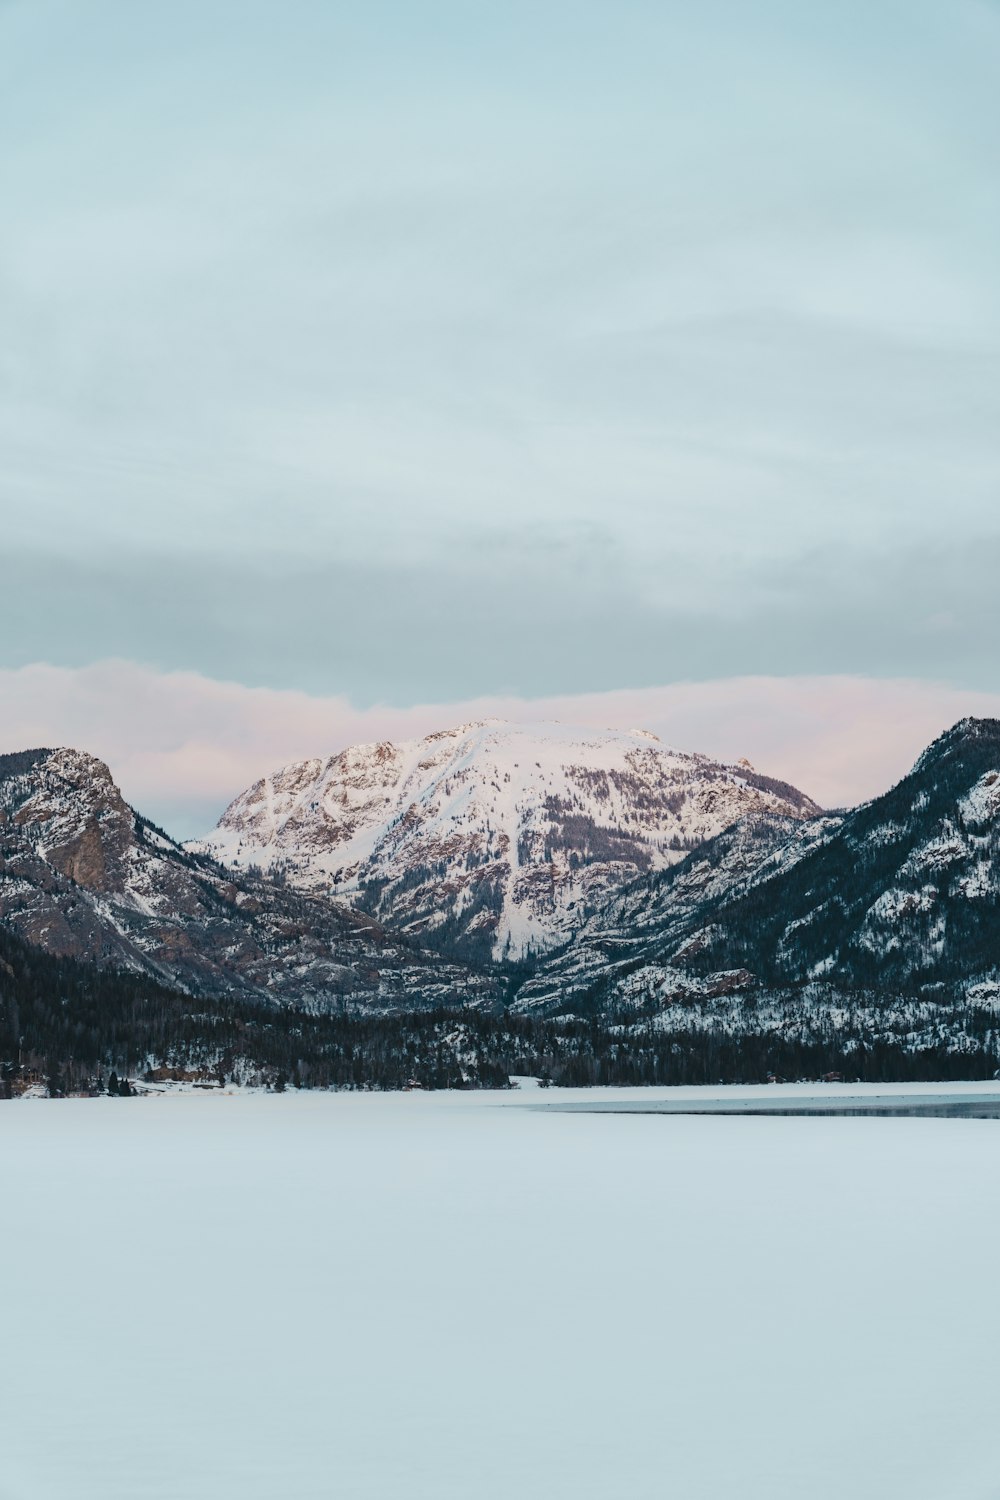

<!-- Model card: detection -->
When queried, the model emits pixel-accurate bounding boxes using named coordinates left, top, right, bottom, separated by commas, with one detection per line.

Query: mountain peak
left=909, top=717, right=1000, bottom=780
left=194, top=720, right=820, bottom=961
left=0, top=746, right=135, bottom=894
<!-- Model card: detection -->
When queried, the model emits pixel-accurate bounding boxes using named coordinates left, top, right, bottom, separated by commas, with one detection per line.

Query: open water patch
left=539, top=1095, right=1000, bottom=1119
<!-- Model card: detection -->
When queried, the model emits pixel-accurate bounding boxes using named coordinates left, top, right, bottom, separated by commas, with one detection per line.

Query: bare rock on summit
left=11, top=748, right=129, bottom=893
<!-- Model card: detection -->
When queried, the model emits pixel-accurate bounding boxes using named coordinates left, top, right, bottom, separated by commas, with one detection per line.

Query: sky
left=2, top=0, right=999, bottom=834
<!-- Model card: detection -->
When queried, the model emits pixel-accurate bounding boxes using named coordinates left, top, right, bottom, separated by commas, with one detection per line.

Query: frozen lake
left=4, top=1083, right=1000, bottom=1499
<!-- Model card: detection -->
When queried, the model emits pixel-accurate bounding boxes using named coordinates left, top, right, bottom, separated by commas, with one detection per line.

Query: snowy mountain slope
left=689, top=717, right=1000, bottom=994
left=512, top=812, right=842, bottom=1013
left=191, top=720, right=820, bottom=961
left=519, top=717, right=1000, bottom=1022
left=0, top=748, right=497, bottom=1011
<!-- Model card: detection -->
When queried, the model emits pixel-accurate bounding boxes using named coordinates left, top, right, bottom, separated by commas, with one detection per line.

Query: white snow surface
left=4, top=1084, right=1000, bottom=1500
left=191, top=719, right=817, bottom=958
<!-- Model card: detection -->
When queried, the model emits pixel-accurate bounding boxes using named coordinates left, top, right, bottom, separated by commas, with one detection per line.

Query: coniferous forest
left=4, top=914, right=998, bottom=1097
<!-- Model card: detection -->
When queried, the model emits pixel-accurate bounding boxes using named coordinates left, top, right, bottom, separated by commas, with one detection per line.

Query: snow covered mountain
left=192, top=720, right=820, bottom=961
left=511, top=812, right=838, bottom=1013
left=518, top=718, right=1000, bottom=1043
left=0, top=748, right=496, bottom=1011
left=5, top=720, right=1000, bottom=1083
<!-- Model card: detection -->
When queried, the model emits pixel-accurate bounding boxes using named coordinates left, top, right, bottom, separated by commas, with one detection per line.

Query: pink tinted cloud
left=2, top=660, right=998, bottom=837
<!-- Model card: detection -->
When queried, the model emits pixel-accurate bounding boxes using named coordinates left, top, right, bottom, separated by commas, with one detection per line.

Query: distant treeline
left=2, top=920, right=998, bottom=1096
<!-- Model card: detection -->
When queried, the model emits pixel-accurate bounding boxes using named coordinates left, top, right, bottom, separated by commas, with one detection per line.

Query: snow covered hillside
left=192, top=719, right=819, bottom=960
left=0, top=748, right=496, bottom=1010
left=513, top=810, right=841, bottom=1013
left=520, top=717, right=1000, bottom=1029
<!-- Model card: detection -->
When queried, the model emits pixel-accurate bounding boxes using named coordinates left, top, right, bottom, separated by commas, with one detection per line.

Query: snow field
left=3, top=1087, right=1000, bottom=1499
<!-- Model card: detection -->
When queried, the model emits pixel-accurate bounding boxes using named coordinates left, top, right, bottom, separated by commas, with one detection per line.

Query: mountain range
left=0, top=747, right=496, bottom=1011
left=3, top=717, right=1000, bottom=1088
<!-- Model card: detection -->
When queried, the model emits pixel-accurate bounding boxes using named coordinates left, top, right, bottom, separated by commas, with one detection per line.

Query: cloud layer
left=2, top=1, right=998, bottom=703
left=3, top=660, right=998, bottom=839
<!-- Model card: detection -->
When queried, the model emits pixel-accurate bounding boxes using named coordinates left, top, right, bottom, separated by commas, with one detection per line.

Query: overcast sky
left=3, top=1, right=999, bottom=830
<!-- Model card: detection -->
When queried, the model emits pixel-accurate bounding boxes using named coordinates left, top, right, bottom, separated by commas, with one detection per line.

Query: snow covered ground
left=4, top=1084, right=1000, bottom=1499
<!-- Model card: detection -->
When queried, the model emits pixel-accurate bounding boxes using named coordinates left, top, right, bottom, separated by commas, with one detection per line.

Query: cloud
left=2, top=1, right=999, bottom=712
left=3, top=528, right=1000, bottom=707
left=2, top=659, right=999, bottom=839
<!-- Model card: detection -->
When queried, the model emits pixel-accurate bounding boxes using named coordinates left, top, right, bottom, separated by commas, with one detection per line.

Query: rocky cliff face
left=192, top=720, right=821, bottom=961
left=0, top=748, right=496, bottom=1011
left=518, top=718, right=1000, bottom=1026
